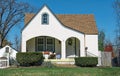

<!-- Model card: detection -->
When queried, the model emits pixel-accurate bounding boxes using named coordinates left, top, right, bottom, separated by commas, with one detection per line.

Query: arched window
left=42, top=13, right=49, bottom=24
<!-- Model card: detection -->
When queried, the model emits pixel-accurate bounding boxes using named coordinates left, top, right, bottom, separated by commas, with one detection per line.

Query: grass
left=0, top=67, right=120, bottom=76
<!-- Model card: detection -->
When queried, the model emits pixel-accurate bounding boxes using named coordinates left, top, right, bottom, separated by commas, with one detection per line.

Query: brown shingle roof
left=25, top=13, right=34, bottom=25
left=24, top=13, right=98, bottom=34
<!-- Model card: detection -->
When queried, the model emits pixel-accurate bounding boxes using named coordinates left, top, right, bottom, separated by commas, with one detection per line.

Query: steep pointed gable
left=23, top=5, right=51, bottom=29
left=24, top=5, right=98, bottom=35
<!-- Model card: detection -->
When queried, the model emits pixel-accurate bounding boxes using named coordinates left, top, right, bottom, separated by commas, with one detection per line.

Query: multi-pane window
left=37, top=38, right=45, bottom=51
left=42, top=13, right=49, bottom=24
left=36, top=37, right=54, bottom=52
left=46, top=38, right=54, bottom=51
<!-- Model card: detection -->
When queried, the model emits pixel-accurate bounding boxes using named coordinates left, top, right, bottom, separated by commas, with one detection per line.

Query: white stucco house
left=21, top=5, right=98, bottom=60
left=0, top=45, right=17, bottom=59
left=0, top=45, right=18, bottom=68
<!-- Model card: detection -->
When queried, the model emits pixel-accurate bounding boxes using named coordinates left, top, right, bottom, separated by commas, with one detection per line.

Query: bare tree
left=14, top=34, right=20, bottom=51
left=0, top=0, right=34, bottom=47
left=98, top=30, right=105, bottom=51
left=114, top=0, right=120, bottom=36
left=113, top=0, right=120, bottom=66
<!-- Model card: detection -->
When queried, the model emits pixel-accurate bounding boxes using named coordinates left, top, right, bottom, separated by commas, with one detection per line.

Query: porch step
left=44, top=59, right=75, bottom=65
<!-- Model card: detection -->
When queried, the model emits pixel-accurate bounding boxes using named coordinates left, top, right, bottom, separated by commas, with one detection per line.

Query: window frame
left=41, top=13, right=49, bottom=25
left=36, top=37, right=55, bottom=52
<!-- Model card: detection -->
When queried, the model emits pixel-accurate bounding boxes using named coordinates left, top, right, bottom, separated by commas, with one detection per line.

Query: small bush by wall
left=16, top=52, right=44, bottom=66
left=75, top=57, right=98, bottom=67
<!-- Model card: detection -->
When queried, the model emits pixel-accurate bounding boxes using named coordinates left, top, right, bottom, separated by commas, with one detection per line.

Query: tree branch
left=0, top=0, right=34, bottom=47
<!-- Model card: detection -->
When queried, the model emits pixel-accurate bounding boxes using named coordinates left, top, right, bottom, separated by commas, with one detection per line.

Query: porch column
left=21, top=39, right=26, bottom=52
left=80, top=40, right=85, bottom=57
left=61, top=40, right=66, bottom=59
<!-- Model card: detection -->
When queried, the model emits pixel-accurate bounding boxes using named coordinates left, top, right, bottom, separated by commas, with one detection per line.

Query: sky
left=8, top=0, right=116, bottom=45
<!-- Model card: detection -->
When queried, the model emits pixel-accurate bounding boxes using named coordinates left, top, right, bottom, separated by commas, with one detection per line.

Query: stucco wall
left=22, top=6, right=87, bottom=57
left=22, top=6, right=84, bottom=41
left=85, top=35, right=98, bottom=56
left=0, top=45, right=17, bottom=59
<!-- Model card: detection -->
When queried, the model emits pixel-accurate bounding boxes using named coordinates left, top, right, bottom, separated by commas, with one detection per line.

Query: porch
left=26, top=36, right=81, bottom=59
left=44, top=59, right=75, bottom=64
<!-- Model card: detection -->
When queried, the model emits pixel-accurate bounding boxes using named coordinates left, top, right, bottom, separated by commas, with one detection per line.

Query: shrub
left=75, top=57, right=98, bottom=67
left=16, top=52, right=44, bottom=66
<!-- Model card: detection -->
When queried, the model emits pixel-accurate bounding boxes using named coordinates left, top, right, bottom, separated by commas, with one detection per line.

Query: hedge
left=75, top=57, right=98, bottom=67
left=16, top=52, right=44, bottom=66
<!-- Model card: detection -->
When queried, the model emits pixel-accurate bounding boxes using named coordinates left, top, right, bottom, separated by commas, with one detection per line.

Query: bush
left=75, top=57, right=98, bottom=67
left=16, top=52, right=44, bottom=66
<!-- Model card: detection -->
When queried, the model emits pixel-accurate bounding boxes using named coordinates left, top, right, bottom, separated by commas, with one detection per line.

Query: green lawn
left=0, top=67, right=120, bottom=76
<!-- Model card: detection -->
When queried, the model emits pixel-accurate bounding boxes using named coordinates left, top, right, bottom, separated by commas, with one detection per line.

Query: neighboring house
left=0, top=45, right=17, bottom=68
left=21, top=5, right=98, bottom=59
left=0, top=45, right=17, bottom=59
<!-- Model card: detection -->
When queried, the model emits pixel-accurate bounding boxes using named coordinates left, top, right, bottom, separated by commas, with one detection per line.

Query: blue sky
left=9, top=0, right=116, bottom=44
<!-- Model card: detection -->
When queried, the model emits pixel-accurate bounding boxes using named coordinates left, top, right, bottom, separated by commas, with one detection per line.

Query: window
left=36, top=37, right=54, bottom=52
left=42, top=13, right=49, bottom=24
left=46, top=38, right=54, bottom=51
left=37, top=37, right=45, bottom=51
left=5, top=47, right=9, bottom=53
left=47, top=39, right=53, bottom=44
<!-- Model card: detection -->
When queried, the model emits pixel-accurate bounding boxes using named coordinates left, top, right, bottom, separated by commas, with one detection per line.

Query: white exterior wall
left=0, top=45, right=18, bottom=59
left=21, top=6, right=98, bottom=57
left=85, top=35, right=98, bottom=56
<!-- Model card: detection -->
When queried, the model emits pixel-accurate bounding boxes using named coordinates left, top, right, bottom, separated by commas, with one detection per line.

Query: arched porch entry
left=66, top=37, right=80, bottom=58
left=26, top=36, right=61, bottom=58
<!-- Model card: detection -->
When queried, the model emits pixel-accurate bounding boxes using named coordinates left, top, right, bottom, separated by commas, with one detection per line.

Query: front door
left=36, top=37, right=55, bottom=52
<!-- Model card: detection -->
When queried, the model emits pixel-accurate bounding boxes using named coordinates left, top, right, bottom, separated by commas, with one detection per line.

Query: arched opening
left=66, top=37, right=80, bottom=58
left=26, top=36, right=61, bottom=59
